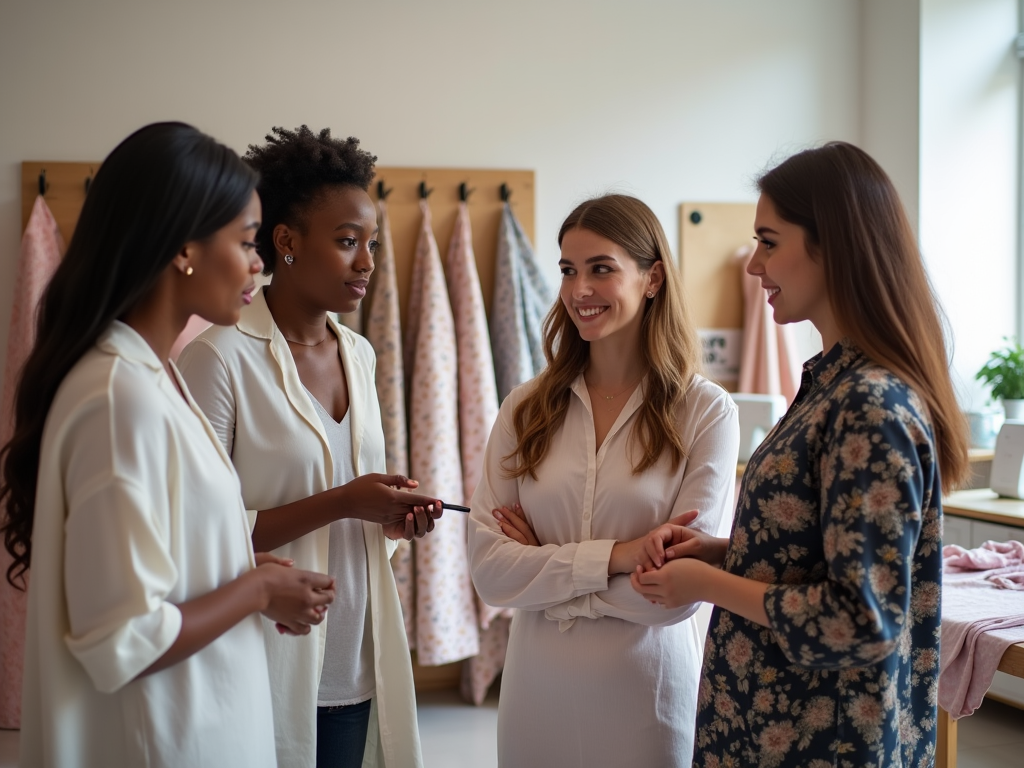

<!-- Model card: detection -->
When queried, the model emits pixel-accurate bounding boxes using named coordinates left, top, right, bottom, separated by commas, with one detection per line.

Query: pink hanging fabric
left=365, top=199, right=416, bottom=647
left=444, top=202, right=498, bottom=507
left=170, top=315, right=212, bottom=362
left=0, top=196, right=64, bottom=728
left=404, top=200, right=479, bottom=666
left=736, top=244, right=800, bottom=404
left=442, top=203, right=508, bottom=704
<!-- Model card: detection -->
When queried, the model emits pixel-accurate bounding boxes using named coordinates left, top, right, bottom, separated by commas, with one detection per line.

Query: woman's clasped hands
left=630, top=511, right=729, bottom=609
left=254, top=552, right=336, bottom=636
left=491, top=503, right=729, bottom=608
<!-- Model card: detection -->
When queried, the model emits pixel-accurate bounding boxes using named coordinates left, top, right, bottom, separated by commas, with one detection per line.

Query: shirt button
left=583, top=512, right=591, bottom=521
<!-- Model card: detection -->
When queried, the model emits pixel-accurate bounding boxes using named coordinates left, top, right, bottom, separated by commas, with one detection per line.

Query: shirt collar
left=236, top=285, right=276, bottom=340
left=236, top=284, right=351, bottom=351
left=96, top=320, right=164, bottom=371
left=802, top=337, right=864, bottom=391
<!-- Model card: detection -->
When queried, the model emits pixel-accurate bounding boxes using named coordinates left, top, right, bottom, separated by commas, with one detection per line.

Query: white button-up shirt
left=469, top=373, right=739, bottom=767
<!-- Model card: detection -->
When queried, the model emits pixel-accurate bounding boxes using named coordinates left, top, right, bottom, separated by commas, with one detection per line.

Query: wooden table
left=935, top=484, right=1024, bottom=767
left=937, top=643, right=1024, bottom=768
left=943, top=487, right=1024, bottom=529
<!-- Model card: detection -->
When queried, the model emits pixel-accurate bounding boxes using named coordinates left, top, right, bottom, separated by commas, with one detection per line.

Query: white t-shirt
left=304, top=390, right=376, bottom=706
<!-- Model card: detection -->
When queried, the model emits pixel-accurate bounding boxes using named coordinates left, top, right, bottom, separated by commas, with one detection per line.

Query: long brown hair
left=505, top=194, right=703, bottom=480
left=758, top=142, right=969, bottom=492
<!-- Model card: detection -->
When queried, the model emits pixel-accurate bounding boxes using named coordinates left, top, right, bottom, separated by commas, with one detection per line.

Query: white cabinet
left=945, top=513, right=1024, bottom=708
left=943, top=515, right=972, bottom=548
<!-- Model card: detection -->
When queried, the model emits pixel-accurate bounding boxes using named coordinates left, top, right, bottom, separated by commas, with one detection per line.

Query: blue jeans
left=316, top=699, right=372, bottom=768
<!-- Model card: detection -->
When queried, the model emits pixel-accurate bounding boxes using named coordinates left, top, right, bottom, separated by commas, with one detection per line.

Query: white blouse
left=469, top=373, right=739, bottom=767
left=178, top=288, right=421, bottom=768
left=19, top=321, right=276, bottom=768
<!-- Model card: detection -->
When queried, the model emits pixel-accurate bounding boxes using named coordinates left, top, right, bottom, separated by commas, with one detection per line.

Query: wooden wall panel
left=370, top=167, right=534, bottom=329
left=678, top=202, right=756, bottom=331
left=21, top=162, right=98, bottom=246
left=21, top=162, right=535, bottom=330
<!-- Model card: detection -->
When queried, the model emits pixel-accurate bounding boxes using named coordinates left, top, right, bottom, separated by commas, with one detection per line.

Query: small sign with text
left=698, top=328, right=742, bottom=382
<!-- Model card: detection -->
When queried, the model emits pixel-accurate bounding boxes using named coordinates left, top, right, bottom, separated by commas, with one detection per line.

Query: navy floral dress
left=694, top=340, right=943, bottom=768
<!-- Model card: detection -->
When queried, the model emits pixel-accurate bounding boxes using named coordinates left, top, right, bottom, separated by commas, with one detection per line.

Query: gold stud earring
left=185, top=266, right=194, bottom=276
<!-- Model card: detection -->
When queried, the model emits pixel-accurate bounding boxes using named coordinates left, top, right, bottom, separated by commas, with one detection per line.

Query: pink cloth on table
left=736, top=244, right=800, bottom=405
left=939, top=555, right=1024, bottom=718
left=943, top=540, right=1024, bottom=571
left=1, top=196, right=64, bottom=728
left=404, top=200, right=479, bottom=667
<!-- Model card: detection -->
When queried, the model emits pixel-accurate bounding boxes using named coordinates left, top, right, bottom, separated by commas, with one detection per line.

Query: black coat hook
left=500, top=183, right=511, bottom=203
left=377, top=180, right=392, bottom=200
left=459, top=182, right=475, bottom=202
left=38, top=169, right=48, bottom=197
left=418, top=181, right=433, bottom=199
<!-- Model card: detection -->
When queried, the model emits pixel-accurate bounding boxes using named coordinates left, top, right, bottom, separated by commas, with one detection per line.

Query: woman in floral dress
left=633, top=142, right=969, bottom=768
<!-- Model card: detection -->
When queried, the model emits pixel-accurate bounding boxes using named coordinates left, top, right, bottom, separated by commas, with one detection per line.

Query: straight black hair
left=0, top=121, right=258, bottom=587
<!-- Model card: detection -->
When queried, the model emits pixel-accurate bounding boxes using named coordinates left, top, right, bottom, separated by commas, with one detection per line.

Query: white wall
left=920, top=0, right=1019, bottom=410
left=861, top=0, right=921, bottom=232
left=0, top=0, right=861, bottom=376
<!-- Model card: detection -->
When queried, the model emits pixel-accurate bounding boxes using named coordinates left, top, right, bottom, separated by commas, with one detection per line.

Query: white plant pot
left=1003, top=399, right=1024, bottom=421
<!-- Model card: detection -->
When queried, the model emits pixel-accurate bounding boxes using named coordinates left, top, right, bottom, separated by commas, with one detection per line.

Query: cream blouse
left=19, top=321, right=275, bottom=768
left=178, top=288, right=421, bottom=768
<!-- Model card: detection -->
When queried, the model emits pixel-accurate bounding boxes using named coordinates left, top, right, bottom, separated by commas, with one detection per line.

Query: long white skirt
left=497, top=608, right=703, bottom=768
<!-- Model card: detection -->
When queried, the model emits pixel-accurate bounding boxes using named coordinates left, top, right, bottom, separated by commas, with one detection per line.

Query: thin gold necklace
left=282, top=332, right=329, bottom=347
left=586, top=375, right=642, bottom=401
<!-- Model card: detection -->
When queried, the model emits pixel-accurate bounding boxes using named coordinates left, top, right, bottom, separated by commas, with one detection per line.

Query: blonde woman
left=468, top=194, right=740, bottom=767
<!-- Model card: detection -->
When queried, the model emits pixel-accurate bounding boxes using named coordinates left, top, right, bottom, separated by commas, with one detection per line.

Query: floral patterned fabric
left=1, top=196, right=63, bottom=728
left=695, top=340, right=943, bottom=768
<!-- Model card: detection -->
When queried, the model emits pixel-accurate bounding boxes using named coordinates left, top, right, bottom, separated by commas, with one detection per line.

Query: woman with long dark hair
left=468, top=194, right=740, bottom=767
left=633, top=142, right=969, bottom=766
left=0, top=122, right=335, bottom=768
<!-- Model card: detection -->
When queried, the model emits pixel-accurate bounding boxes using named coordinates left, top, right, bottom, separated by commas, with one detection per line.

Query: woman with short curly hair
left=179, top=126, right=436, bottom=768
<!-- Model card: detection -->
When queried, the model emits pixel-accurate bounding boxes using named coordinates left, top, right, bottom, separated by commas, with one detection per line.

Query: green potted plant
left=976, top=338, right=1024, bottom=420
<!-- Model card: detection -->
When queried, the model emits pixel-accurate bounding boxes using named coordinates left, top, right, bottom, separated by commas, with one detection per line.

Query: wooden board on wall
left=21, top=162, right=99, bottom=246
left=678, top=202, right=757, bottom=390
left=371, top=167, right=534, bottom=329
left=22, top=162, right=535, bottom=331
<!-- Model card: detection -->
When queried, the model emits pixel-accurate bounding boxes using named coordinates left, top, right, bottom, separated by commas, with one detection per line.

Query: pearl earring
left=185, top=266, right=194, bottom=276
left=647, top=291, right=654, bottom=299
left=284, top=254, right=295, bottom=265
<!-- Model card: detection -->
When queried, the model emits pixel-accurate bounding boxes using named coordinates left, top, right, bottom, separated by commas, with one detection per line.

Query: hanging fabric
left=365, top=199, right=416, bottom=647
left=0, top=195, right=64, bottom=728
left=490, top=202, right=553, bottom=401
left=736, top=244, right=800, bottom=404
left=404, top=200, right=479, bottom=666
left=444, top=201, right=498, bottom=506
left=442, top=202, right=508, bottom=704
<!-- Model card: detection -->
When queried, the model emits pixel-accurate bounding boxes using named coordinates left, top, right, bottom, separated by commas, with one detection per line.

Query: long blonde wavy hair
left=504, top=194, right=703, bottom=480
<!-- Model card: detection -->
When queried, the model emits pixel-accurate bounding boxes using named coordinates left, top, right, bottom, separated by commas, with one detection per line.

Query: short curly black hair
left=244, top=126, right=377, bottom=273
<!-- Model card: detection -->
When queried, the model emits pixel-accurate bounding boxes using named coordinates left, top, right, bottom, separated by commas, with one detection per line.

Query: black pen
left=441, top=502, right=471, bottom=513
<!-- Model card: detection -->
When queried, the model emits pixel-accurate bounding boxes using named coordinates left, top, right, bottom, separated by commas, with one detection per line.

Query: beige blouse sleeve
left=61, top=379, right=182, bottom=694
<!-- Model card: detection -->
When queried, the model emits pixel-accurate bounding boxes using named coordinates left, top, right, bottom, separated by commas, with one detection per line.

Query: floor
left=0, top=692, right=1020, bottom=767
